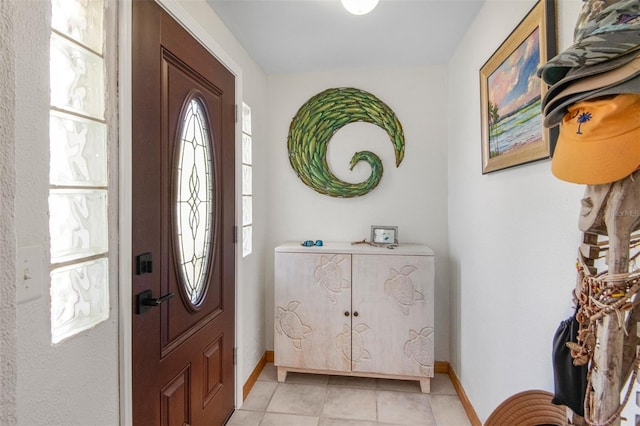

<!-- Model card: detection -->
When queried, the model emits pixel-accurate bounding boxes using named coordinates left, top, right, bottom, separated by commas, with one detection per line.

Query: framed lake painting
left=480, top=0, right=557, bottom=174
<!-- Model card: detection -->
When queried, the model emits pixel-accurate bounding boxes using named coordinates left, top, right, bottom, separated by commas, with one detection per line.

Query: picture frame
left=370, top=225, right=398, bottom=245
left=479, top=0, right=557, bottom=174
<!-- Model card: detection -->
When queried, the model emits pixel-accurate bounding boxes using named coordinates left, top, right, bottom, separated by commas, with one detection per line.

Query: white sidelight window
left=241, top=102, right=252, bottom=258
left=49, top=0, right=110, bottom=344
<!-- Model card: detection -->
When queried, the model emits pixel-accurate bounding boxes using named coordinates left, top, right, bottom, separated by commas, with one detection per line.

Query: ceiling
left=206, top=0, right=485, bottom=74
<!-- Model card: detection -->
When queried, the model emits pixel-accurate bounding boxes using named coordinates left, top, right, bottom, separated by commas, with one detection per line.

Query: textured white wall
left=0, top=0, right=17, bottom=424
left=265, top=67, right=451, bottom=362
left=14, top=1, right=120, bottom=424
left=447, top=0, right=585, bottom=421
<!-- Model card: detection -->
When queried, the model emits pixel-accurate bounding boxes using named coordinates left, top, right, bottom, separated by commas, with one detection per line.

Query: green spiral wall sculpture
left=287, top=87, right=405, bottom=198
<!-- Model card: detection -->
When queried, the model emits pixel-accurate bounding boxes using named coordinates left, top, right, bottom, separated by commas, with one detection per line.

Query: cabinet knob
left=353, top=311, right=359, bottom=317
left=344, top=311, right=350, bottom=317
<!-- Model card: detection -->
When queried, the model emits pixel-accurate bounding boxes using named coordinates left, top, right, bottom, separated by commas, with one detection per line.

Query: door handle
left=136, top=289, right=175, bottom=314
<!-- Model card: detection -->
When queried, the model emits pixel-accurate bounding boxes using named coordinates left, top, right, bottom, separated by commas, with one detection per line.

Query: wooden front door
left=131, top=1, right=236, bottom=424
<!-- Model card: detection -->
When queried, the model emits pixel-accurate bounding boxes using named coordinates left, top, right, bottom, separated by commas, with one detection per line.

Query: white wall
left=0, top=0, right=17, bottom=423
left=447, top=0, right=585, bottom=421
left=265, top=67, right=451, bottom=361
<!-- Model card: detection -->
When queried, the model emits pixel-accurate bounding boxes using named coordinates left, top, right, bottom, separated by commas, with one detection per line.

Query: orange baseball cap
left=552, top=93, right=640, bottom=184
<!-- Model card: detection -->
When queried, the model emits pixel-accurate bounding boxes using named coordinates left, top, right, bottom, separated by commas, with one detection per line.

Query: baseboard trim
left=245, top=351, right=480, bottom=426
left=242, top=352, right=267, bottom=400
left=434, top=360, right=448, bottom=374
left=447, top=364, right=481, bottom=426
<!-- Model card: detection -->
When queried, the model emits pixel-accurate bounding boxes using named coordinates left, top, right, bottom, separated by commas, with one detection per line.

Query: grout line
left=317, top=376, right=329, bottom=420
left=375, top=387, right=380, bottom=422
left=246, top=353, right=477, bottom=425
left=263, top=380, right=279, bottom=415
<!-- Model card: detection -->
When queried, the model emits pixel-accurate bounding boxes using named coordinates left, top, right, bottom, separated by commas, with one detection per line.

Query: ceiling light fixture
left=341, top=0, right=379, bottom=15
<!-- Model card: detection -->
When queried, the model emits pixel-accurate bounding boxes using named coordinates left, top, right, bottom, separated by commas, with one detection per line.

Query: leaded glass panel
left=175, top=98, right=214, bottom=306
left=51, top=0, right=104, bottom=54
left=50, top=110, right=107, bottom=186
left=49, top=189, right=108, bottom=264
left=51, top=257, right=108, bottom=344
left=50, top=33, right=104, bottom=120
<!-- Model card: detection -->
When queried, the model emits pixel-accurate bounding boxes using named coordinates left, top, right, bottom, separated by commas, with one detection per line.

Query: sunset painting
left=487, top=27, right=542, bottom=159
left=479, top=0, right=555, bottom=174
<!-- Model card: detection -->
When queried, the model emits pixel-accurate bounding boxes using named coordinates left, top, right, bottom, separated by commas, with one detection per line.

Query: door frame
left=119, top=1, right=244, bottom=423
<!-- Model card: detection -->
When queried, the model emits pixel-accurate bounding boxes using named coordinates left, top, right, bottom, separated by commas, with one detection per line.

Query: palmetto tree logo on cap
left=576, top=111, right=592, bottom=135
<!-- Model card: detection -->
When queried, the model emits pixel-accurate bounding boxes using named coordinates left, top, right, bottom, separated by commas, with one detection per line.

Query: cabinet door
left=274, top=252, right=352, bottom=373
left=352, top=254, right=434, bottom=377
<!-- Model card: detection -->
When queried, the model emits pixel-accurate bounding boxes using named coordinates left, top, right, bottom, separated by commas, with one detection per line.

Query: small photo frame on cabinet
left=370, top=226, right=398, bottom=245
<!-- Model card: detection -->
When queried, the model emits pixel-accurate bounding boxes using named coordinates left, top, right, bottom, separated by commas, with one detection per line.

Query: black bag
left=551, top=307, right=588, bottom=416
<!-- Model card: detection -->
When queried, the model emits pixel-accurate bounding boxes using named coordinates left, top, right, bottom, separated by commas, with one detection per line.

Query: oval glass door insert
left=174, top=96, right=215, bottom=307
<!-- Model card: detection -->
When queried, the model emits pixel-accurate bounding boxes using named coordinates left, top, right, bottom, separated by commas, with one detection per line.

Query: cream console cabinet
left=274, top=242, right=435, bottom=392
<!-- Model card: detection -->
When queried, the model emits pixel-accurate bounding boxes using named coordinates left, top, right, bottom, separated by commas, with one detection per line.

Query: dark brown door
left=132, top=1, right=236, bottom=425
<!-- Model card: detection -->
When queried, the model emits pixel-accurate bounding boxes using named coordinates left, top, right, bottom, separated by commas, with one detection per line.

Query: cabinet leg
left=277, top=367, right=288, bottom=383
left=419, top=378, right=431, bottom=393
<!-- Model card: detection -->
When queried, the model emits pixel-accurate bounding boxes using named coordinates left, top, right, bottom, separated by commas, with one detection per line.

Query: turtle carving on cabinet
left=275, top=301, right=312, bottom=350
left=404, top=327, right=435, bottom=376
left=336, top=323, right=371, bottom=364
left=314, top=255, right=350, bottom=303
left=384, top=265, right=424, bottom=315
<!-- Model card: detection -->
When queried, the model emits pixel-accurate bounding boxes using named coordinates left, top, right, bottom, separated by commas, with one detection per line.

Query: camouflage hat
left=542, top=49, right=640, bottom=109
left=542, top=51, right=640, bottom=127
left=538, top=0, right=640, bottom=86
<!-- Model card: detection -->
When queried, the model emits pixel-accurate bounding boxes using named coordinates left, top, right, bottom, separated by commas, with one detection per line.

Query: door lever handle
left=144, top=292, right=175, bottom=306
left=136, top=290, right=175, bottom=314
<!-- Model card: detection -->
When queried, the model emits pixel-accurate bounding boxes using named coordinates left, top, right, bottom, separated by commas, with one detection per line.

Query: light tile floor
left=226, top=363, right=471, bottom=426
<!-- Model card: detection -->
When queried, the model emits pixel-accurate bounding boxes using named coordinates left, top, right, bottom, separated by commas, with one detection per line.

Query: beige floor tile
left=285, top=371, right=330, bottom=385
left=241, top=363, right=470, bottom=426
left=327, top=375, right=377, bottom=389
left=376, top=378, right=422, bottom=393
left=260, top=412, right=319, bottom=426
left=322, top=386, right=377, bottom=421
left=430, top=395, right=471, bottom=426
left=376, top=390, right=436, bottom=425
left=225, top=409, right=263, bottom=426
left=430, top=374, right=457, bottom=396
left=241, top=381, right=278, bottom=411
left=318, top=419, right=383, bottom=426
left=266, top=383, right=327, bottom=416
left=257, top=363, right=277, bottom=382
